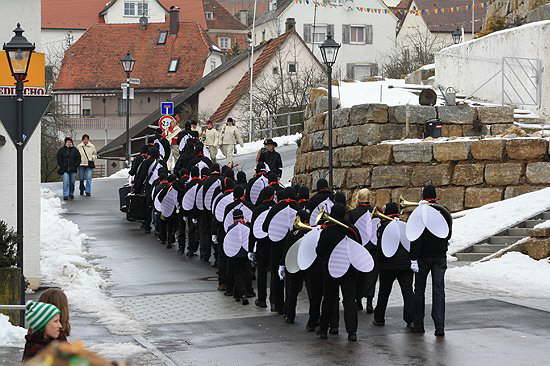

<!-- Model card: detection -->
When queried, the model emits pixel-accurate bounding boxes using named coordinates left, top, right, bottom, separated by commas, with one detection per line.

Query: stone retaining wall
left=293, top=103, right=550, bottom=211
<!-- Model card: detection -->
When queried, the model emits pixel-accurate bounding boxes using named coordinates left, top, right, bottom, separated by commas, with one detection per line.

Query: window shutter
left=342, top=25, right=350, bottom=44
left=346, top=63, right=354, bottom=80
left=366, top=25, right=373, bottom=44
left=327, top=24, right=334, bottom=39
left=303, top=24, right=312, bottom=43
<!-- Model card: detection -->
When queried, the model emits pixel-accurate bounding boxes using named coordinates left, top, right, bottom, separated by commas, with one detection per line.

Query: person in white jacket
left=203, top=120, right=219, bottom=163
left=220, top=118, right=243, bottom=166
left=77, top=134, right=97, bottom=197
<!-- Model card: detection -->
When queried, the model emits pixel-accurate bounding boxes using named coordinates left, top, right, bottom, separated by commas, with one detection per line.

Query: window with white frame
left=350, top=25, right=365, bottom=44
left=82, top=97, right=92, bottom=116
left=218, top=37, right=231, bottom=50
left=205, top=11, right=214, bottom=20
left=168, top=58, right=179, bottom=72
left=303, top=24, right=333, bottom=44
left=158, top=31, right=167, bottom=44
left=124, top=1, right=148, bottom=16
left=313, top=25, right=327, bottom=44
left=287, top=62, right=297, bottom=73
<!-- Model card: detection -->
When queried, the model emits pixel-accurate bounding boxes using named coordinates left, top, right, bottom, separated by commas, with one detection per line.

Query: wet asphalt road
left=5, top=147, right=550, bottom=365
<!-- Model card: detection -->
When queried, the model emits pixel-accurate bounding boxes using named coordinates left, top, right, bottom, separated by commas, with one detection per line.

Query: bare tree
left=382, top=29, right=450, bottom=79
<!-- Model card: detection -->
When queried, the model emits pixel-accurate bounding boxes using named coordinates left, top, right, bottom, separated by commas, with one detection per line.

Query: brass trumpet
left=315, top=208, right=350, bottom=229
left=399, top=194, right=420, bottom=208
left=371, top=208, right=395, bottom=221
left=294, top=216, right=314, bottom=231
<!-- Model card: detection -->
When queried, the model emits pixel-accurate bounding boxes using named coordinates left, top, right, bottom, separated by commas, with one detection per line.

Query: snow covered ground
left=0, top=314, right=26, bottom=347
left=235, top=133, right=302, bottom=156
left=332, top=79, right=419, bottom=108
left=449, top=188, right=550, bottom=254
left=88, top=342, right=146, bottom=361
left=40, top=189, right=144, bottom=335
left=448, top=252, right=550, bottom=298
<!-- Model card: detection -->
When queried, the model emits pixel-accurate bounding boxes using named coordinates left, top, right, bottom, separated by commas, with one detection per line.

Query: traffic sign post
left=161, top=101, right=174, bottom=116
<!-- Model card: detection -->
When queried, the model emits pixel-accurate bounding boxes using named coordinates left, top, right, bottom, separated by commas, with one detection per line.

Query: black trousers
left=218, top=228, right=232, bottom=289
left=177, top=213, right=187, bottom=250
left=143, top=186, right=153, bottom=231
left=255, top=242, right=271, bottom=302
left=269, top=260, right=284, bottom=311
left=305, top=260, right=339, bottom=328
left=364, top=268, right=379, bottom=302
left=199, top=213, right=213, bottom=261
left=374, top=269, right=414, bottom=324
left=159, top=214, right=177, bottom=244
left=284, top=270, right=305, bottom=321
left=230, top=257, right=252, bottom=299
left=414, top=257, right=447, bottom=330
left=187, top=216, right=199, bottom=253
left=320, top=268, right=358, bottom=335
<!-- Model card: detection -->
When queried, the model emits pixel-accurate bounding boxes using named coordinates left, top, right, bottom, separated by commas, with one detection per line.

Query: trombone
left=314, top=208, right=351, bottom=229
left=399, top=194, right=420, bottom=208
left=371, top=208, right=396, bottom=221
left=294, top=216, right=315, bottom=231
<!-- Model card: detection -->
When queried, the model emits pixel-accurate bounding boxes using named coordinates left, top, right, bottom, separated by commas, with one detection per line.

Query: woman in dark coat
left=56, top=137, right=81, bottom=200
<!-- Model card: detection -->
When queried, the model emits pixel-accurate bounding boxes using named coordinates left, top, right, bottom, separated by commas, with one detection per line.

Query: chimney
left=169, top=6, right=180, bottom=35
left=285, top=18, right=296, bottom=32
left=239, top=10, right=248, bottom=26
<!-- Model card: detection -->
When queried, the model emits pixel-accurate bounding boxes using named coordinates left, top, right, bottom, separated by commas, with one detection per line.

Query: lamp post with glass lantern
left=121, top=51, right=135, bottom=166
left=318, top=33, right=340, bottom=189
left=3, top=23, right=35, bottom=325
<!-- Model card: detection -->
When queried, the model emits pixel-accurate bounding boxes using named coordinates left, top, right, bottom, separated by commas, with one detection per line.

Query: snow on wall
left=435, top=21, right=550, bottom=118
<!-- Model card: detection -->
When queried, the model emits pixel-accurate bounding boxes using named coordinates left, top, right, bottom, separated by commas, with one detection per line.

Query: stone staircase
left=454, top=210, right=550, bottom=261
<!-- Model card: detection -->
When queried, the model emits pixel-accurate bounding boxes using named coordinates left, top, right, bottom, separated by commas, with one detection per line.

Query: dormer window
left=168, top=57, right=179, bottom=72
left=124, top=1, right=148, bottom=16
left=158, top=31, right=168, bottom=45
left=205, top=11, right=214, bottom=20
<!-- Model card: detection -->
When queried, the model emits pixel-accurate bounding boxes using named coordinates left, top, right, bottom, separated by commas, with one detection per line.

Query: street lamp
left=120, top=51, right=135, bottom=166
left=451, top=28, right=462, bottom=44
left=3, top=23, right=35, bottom=325
left=319, top=33, right=340, bottom=189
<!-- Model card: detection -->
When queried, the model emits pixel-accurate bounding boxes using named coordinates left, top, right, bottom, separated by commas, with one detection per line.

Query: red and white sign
left=158, top=115, right=176, bottom=131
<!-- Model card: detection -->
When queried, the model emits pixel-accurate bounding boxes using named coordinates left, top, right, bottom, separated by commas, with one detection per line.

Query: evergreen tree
left=0, top=221, right=17, bottom=268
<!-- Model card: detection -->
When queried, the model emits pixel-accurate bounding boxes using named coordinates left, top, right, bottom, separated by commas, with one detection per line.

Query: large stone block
left=506, top=139, right=548, bottom=160
left=521, top=238, right=550, bottom=260
left=332, top=108, right=350, bottom=129
left=299, top=134, right=311, bottom=153
left=333, top=168, right=348, bottom=189
left=362, top=144, right=393, bottom=165
left=302, top=152, right=313, bottom=172
left=439, top=186, right=465, bottom=212
left=312, top=113, right=328, bottom=132
left=311, top=131, right=325, bottom=151
left=437, top=105, right=476, bottom=124
left=433, top=141, right=471, bottom=161
left=392, top=143, right=433, bottom=163
left=411, top=163, right=452, bottom=186
left=349, top=103, right=389, bottom=125
left=358, top=124, right=405, bottom=145
left=388, top=105, right=436, bottom=124
left=465, top=187, right=503, bottom=208
left=475, top=105, right=514, bottom=124
left=333, top=126, right=359, bottom=147
left=372, top=189, right=392, bottom=209
left=462, top=124, right=490, bottom=137
left=452, top=163, right=485, bottom=186
left=442, top=124, right=463, bottom=137
left=391, top=187, right=422, bottom=204
left=526, top=162, right=550, bottom=184
left=490, top=123, right=514, bottom=136
left=504, top=185, right=541, bottom=199
left=314, top=96, right=340, bottom=115
left=471, top=139, right=505, bottom=160
left=347, top=167, right=372, bottom=188
left=334, top=146, right=363, bottom=167
left=311, top=151, right=328, bottom=169
left=485, top=163, right=523, bottom=185
left=371, top=166, right=412, bottom=188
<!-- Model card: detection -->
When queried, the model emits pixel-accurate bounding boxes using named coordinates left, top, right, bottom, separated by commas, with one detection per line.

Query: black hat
left=258, top=186, right=275, bottom=202
left=200, top=167, right=209, bottom=176
left=237, top=171, right=247, bottom=186
left=167, top=174, right=177, bottom=183
left=264, top=138, right=278, bottom=147
left=267, top=171, right=278, bottom=183
left=140, top=145, right=149, bottom=154
left=224, top=177, right=236, bottom=190
left=316, top=178, right=329, bottom=191
left=158, top=168, right=168, bottom=180
left=334, top=191, right=346, bottom=205
left=384, top=202, right=399, bottom=216
left=298, top=185, right=310, bottom=200
left=233, top=185, right=245, bottom=199
left=191, top=120, right=198, bottom=126
left=185, top=121, right=191, bottom=130
left=64, top=137, right=73, bottom=144
left=422, top=185, right=437, bottom=200
left=331, top=203, right=346, bottom=220
left=149, top=146, right=160, bottom=159
left=178, top=168, right=189, bottom=179
left=233, top=209, right=244, bottom=220
left=210, top=163, right=221, bottom=173
left=190, top=131, right=199, bottom=138
left=190, top=166, right=200, bottom=178
left=195, top=142, right=204, bottom=151
left=279, top=186, right=296, bottom=201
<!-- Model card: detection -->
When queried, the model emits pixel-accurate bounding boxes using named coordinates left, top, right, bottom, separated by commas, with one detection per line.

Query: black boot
left=348, top=333, right=357, bottom=342
left=366, top=298, right=374, bottom=314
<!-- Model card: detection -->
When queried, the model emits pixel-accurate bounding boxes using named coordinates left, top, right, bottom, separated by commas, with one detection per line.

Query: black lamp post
left=120, top=51, right=135, bottom=166
left=3, top=23, right=35, bottom=325
left=319, top=33, right=340, bottom=189
left=452, top=28, right=462, bottom=44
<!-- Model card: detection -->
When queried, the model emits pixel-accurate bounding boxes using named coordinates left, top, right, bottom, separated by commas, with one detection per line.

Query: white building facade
left=253, top=0, right=398, bottom=80
left=0, top=0, right=43, bottom=289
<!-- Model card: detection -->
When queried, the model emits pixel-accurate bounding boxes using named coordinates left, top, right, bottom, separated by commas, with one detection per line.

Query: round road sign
left=158, top=115, right=176, bottom=131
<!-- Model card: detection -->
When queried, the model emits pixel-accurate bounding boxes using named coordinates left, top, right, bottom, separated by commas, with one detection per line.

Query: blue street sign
left=161, top=101, right=174, bottom=116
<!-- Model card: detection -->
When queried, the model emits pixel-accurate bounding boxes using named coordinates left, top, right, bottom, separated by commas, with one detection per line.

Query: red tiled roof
left=41, top=0, right=106, bottom=29
left=54, top=22, right=212, bottom=91
left=209, top=30, right=293, bottom=124
left=161, top=0, right=207, bottom=28
left=203, top=0, right=247, bottom=30
left=215, top=0, right=269, bottom=17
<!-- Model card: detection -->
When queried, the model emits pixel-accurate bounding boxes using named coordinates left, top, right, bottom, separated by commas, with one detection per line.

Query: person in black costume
left=372, top=202, right=414, bottom=328
left=257, top=139, right=283, bottom=178
left=225, top=209, right=252, bottom=305
left=173, top=169, right=189, bottom=254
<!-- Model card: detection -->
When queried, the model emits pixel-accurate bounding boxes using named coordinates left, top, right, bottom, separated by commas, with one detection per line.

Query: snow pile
left=40, top=189, right=145, bottom=335
left=534, top=219, right=550, bottom=229
left=88, top=343, right=146, bottom=360
left=448, top=252, right=550, bottom=298
left=236, top=133, right=302, bottom=156
left=333, top=79, right=418, bottom=108
left=0, top=313, right=26, bottom=347
left=449, top=188, right=550, bottom=254
left=107, top=168, right=129, bottom=179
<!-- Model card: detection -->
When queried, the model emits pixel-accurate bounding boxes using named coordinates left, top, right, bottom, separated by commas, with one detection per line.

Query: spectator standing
left=220, top=118, right=243, bottom=166
left=203, top=120, right=219, bottom=164
left=257, top=139, right=283, bottom=178
left=57, top=137, right=81, bottom=200
left=77, top=134, right=97, bottom=197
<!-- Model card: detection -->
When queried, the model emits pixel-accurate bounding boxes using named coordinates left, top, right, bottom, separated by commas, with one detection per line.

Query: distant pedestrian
left=57, top=137, right=81, bottom=200
left=191, top=120, right=203, bottom=138
left=203, top=120, right=219, bottom=164
left=258, top=139, right=283, bottom=178
left=77, top=134, right=97, bottom=197
left=220, top=118, right=243, bottom=166
left=22, top=301, right=64, bottom=362
left=38, top=288, right=71, bottom=339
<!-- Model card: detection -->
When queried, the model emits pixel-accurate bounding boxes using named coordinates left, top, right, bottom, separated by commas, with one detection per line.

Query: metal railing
left=234, top=110, right=305, bottom=142
left=0, top=305, right=25, bottom=310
